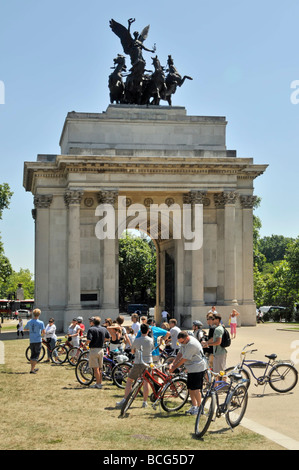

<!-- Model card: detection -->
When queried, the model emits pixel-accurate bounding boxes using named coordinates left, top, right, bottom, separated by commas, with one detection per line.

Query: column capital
left=97, top=190, right=118, bottom=206
left=223, top=191, right=238, bottom=205
left=64, top=189, right=84, bottom=207
left=183, top=190, right=207, bottom=205
left=34, top=194, right=53, bottom=209
left=240, top=195, right=257, bottom=209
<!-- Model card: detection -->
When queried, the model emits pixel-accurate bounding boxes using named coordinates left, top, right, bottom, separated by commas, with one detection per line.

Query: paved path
left=225, top=323, right=299, bottom=449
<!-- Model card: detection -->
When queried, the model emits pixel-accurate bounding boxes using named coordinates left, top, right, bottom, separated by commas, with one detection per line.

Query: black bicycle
left=225, top=343, right=298, bottom=393
left=195, top=370, right=249, bottom=438
left=25, top=338, right=62, bottom=363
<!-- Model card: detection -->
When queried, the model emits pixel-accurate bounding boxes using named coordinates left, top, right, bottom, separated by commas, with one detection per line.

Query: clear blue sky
left=0, top=0, right=299, bottom=274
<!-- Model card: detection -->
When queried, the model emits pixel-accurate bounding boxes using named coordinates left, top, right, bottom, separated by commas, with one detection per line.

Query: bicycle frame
left=133, top=364, right=175, bottom=409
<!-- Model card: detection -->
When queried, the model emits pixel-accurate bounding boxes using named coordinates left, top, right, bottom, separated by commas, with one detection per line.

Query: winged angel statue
left=109, top=18, right=156, bottom=73
left=108, top=18, right=192, bottom=105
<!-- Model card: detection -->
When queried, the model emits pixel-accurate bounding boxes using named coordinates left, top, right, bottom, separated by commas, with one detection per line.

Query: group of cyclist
left=25, top=308, right=229, bottom=415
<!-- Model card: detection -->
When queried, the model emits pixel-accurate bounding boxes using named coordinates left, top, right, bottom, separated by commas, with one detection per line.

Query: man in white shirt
left=131, top=313, right=140, bottom=335
left=169, top=330, right=206, bottom=415
left=168, top=318, right=181, bottom=354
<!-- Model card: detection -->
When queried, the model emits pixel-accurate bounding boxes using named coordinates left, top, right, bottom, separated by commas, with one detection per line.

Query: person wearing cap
left=192, top=320, right=204, bottom=342
left=86, top=316, right=110, bottom=389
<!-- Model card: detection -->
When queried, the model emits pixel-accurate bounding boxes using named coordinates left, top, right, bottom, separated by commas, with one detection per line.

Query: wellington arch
left=23, top=105, right=267, bottom=331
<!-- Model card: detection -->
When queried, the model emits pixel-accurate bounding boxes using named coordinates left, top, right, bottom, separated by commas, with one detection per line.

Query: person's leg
left=189, top=389, right=202, bottom=408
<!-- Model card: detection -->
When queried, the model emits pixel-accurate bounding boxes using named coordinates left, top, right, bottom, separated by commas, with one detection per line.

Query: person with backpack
left=202, top=313, right=229, bottom=375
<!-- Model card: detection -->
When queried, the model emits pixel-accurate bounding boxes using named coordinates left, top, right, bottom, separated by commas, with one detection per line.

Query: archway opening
left=118, top=229, right=157, bottom=315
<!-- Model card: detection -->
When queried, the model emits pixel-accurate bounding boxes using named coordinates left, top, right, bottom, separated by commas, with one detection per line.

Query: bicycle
left=75, top=347, right=132, bottom=388
left=51, top=337, right=81, bottom=365
left=120, top=358, right=189, bottom=417
left=25, top=338, right=62, bottom=363
left=195, top=370, right=249, bottom=438
left=225, top=343, right=298, bottom=393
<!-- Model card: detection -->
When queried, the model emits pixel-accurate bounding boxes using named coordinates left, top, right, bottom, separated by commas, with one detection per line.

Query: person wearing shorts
left=202, top=313, right=227, bottom=375
left=85, top=316, right=110, bottom=389
left=116, top=323, right=154, bottom=409
left=169, top=331, right=206, bottom=416
left=229, top=309, right=240, bottom=339
left=24, top=308, right=45, bottom=374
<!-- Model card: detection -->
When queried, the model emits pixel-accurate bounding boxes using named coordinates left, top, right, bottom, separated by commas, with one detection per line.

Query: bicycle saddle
left=265, top=354, right=277, bottom=360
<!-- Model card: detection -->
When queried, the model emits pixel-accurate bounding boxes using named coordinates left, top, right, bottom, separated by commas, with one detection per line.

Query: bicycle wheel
left=25, top=345, right=45, bottom=362
left=225, top=366, right=251, bottom=389
left=75, top=359, right=94, bottom=386
left=195, top=393, right=215, bottom=438
left=67, top=347, right=81, bottom=366
left=78, top=350, right=89, bottom=362
left=112, top=362, right=132, bottom=389
left=161, top=377, right=189, bottom=412
left=225, top=384, right=248, bottom=428
left=120, top=380, right=143, bottom=417
left=51, top=345, right=68, bottom=364
left=268, top=363, right=298, bottom=393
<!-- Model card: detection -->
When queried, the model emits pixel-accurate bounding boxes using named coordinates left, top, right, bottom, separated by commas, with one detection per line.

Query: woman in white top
left=229, top=309, right=240, bottom=339
left=45, top=318, right=57, bottom=360
left=17, top=318, right=24, bottom=337
left=67, top=318, right=80, bottom=347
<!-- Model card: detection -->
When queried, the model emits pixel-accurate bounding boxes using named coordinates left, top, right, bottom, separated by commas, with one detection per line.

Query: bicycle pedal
left=152, top=404, right=157, bottom=410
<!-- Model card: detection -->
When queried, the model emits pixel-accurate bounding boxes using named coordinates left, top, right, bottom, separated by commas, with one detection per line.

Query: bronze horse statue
left=141, top=56, right=166, bottom=106
left=160, top=55, right=193, bottom=105
left=108, top=55, right=127, bottom=104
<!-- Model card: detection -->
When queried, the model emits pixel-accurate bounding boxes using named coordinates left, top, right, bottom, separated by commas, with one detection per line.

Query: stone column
left=240, top=195, right=257, bottom=305
left=223, top=191, right=238, bottom=305
left=183, top=191, right=205, bottom=323
left=33, top=194, right=53, bottom=310
left=64, top=189, right=83, bottom=310
left=98, top=190, right=119, bottom=312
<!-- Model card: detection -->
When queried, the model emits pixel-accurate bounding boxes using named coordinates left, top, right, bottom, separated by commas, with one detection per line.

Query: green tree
left=259, top=234, right=294, bottom=265
left=4, top=268, right=34, bottom=299
left=119, top=231, right=156, bottom=309
left=0, top=183, right=13, bottom=295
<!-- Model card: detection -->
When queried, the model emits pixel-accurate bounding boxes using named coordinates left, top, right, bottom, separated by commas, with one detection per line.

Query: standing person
left=208, top=306, right=218, bottom=316
left=202, top=313, right=215, bottom=368
left=77, top=316, right=85, bottom=338
left=17, top=317, right=24, bottom=337
left=67, top=318, right=80, bottom=348
left=161, top=308, right=169, bottom=324
left=192, top=320, right=204, bottom=342
left=202, top=313, right=227, bottom=374
left=24, top=309, right=45, bottom=374
left=116, top=323, right=154, bottom=409
left=169, top=331, right=207, bottom=415
left=168, top=318, right=181, bottom=354
left=131, top=313, right=140, bottom=336
left=85, top=316, right=110, bottom=389
left=229, top=309, right=240, bottom=339
left=45, top=318, right=57, bottom=361
left=137, top=318, right=170, bottom=363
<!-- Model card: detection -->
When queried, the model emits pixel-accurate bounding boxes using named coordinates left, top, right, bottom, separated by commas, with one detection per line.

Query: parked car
left=258, top=306, right=287, bottom=322
left=17, top=309, right=31, bottom=319
left=127, top=304, right=149, bottom=316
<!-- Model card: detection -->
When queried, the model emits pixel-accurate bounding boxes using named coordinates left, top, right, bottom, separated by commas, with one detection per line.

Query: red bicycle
left=120, top=358, right=189, bottom=417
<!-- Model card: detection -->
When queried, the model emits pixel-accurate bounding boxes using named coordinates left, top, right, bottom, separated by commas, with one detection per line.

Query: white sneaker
left=142, top=401, right=148, bottom=408
left=185, top=406, right=199, bottom=415
left=116, top=398, right=126, bottom=407
left=90, top=383, right=102, bottom=389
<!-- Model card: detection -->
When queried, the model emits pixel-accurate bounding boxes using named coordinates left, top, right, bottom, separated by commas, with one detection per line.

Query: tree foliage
left=119, top=231, right=156, bottom=309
